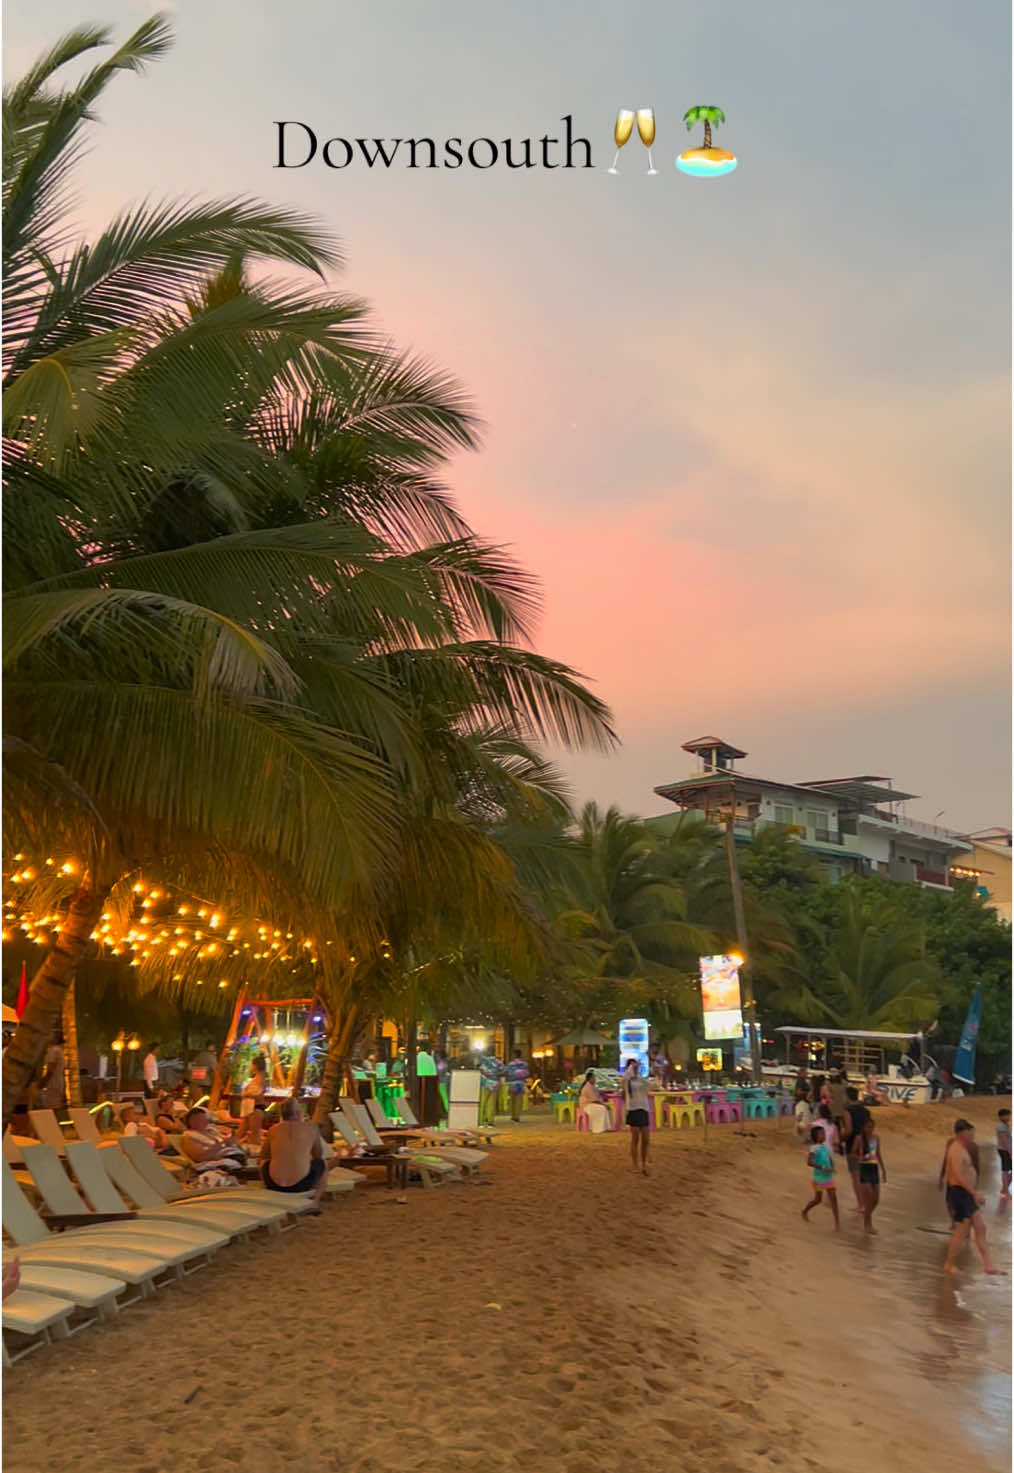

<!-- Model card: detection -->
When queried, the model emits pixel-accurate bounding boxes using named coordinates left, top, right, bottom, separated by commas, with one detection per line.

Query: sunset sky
left=6, top=0, right=1011, bottom=831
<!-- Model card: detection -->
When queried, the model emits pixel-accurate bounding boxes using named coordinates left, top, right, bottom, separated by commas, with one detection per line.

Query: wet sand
left=3, top=1098, right=1010, bottom=1472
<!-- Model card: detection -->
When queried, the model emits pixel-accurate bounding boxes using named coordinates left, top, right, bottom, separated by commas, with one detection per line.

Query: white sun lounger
left=391, top=1095, right=501, bottom=1144
left=342, top=1099, right=488, bottom=1177
left=20, top=1145, right=223, bottom=1271
left=27, top=1110, right=71, bottom=1154
left=2, top=1159, right=181, bottom=1299
left=118, top=1135, right=351, bottom=1221
left=2, top=1260, right=126, bottom=1320
left=2, top=1287, right=77, bottom=1366
left=64, top=1142, right=260, bottom=1250
left=329, top=1111, right=459, bottom=1189
left=98, top=1144, right=286, bottom=1236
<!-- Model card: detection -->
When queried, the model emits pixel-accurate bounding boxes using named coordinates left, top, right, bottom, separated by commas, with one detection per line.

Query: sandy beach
left=3, top=1098, right=1010, bottom=1473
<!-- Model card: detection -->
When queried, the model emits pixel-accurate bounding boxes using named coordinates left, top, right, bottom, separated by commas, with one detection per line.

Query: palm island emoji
left=676, top=105, right=737, bottom=176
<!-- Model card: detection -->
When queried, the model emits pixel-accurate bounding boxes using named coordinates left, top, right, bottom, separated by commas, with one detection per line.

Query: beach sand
left=3, top=1098, right=1010, bottom=1472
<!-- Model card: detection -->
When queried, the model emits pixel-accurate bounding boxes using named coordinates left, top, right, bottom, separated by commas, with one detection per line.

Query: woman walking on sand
left=854, top=1117, right=886, bottom=1234
left=622, top=1058, right=651, bottom=1176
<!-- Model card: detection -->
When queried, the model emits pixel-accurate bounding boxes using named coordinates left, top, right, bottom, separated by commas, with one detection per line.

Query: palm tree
left=822, top=887, right=944, bottom=1031
left=682, top=105, right=727, bottom=151
left=540, top=804, right=714, bottom=1045
left=2, top=15, right=618, bottom=1125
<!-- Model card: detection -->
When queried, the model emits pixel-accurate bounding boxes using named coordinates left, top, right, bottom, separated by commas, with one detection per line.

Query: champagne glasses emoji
left=636, top=107, right=656, bottom=174
left=608, top=109, right=635, bottom=174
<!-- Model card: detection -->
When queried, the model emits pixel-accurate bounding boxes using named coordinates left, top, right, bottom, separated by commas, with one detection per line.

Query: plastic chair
left=575, top=1108, right=590, bottom=1133
left=777, top=1097, right=795, bottom=1118
left=705, top=1099, right=730, bottom=1125
left=551, top=1094, right=575, bottom=1124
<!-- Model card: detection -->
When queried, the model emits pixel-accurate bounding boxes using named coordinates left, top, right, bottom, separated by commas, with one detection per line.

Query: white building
left=652, top=736, right=973, bottom=889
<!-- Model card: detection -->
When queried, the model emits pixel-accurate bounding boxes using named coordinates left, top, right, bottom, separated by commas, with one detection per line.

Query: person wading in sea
left=942, top=1119, right=998, bottom=1276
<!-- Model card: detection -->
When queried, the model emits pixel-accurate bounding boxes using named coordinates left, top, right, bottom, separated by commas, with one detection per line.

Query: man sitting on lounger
left=180, top=1107, right=247, bottom=1174
left=259, top=1099, right=327, bottom=1213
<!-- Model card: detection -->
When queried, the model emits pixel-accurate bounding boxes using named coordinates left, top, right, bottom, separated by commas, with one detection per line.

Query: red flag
left=15, top=961, right=29, bottom=1019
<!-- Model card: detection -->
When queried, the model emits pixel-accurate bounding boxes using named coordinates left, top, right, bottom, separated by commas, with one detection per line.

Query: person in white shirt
left=119, top=1101, right=166, bottom=1150
left=622, top=1059, right=652, bottom=1175
left=794, top=1086, right=815, bottom=1143
left=142, top=1042, right=160, bottom=1099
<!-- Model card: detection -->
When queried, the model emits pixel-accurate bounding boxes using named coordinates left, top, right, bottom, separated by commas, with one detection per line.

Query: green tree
left=2, top=15, right=617, bottom=1127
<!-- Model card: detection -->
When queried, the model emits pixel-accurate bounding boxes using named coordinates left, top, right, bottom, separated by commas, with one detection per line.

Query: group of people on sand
left=798, top=1075, right=885, bottom=1234
left=797, top=1070, right=1009, bottom=1277
left=177, top=1097, right=329, bottom=1211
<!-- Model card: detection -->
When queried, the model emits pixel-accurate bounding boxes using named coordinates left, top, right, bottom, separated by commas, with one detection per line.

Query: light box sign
left=618, top=1017, right=650, bottom=1076
left=697, top=1048, right=723, bottom=1071
left=699, top=954, right=743, bottom=1041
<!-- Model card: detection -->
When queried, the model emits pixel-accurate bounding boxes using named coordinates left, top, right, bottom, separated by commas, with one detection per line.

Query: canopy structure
left=1, top=1004, right=18, bottom=1024
left=549, top=1029, right=614, bottom=1049
left=776, top=1027, right=921, bottom=1044
left=210, top=992, right=331, bottom=1106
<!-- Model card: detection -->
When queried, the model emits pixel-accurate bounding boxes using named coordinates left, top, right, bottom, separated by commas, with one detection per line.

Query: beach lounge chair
left=3, top=1287, right=77, bottom=1366
left=27, top=1110, right=70, bottom=1154
left=2, top=1159, right=181, bottom=1300
left=390, top=1095, right=501, bottom=1145
left=118, top=1135, right=351, bottom=1222
left=64, top=1142, right=270, bottom=1246
left=342, top=1099, right=488, bottom=1178
left=106, top=1140, right=360, bottom=1223
left=20, top=1145, right=225, bottom=1271
left=329, top=1111, right=459, bottom=1189
left=4, top=1262, right=126, bottom=1322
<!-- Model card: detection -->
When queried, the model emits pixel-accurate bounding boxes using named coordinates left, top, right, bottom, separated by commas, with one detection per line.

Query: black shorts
left=998, top=1149, right=1012, bottom=1173
left=946, top=1185, right=979, bottom=1223
left=858, top=1163, right=879, bottom=1187
left=626, top=1109, right=650, bottom=1128
left=261, top=1157, right=325, bottom=1194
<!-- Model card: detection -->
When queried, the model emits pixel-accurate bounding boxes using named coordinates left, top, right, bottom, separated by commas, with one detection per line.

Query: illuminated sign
left=618, top=1017, right=650, bottom=1077
left=696, top=1048, right=723, bottom=1071
left=699, top=954, right=743, bottom=1040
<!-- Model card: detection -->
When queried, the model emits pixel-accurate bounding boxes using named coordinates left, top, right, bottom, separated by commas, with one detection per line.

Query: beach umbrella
left=2, top=1005, right=18, bottom=1025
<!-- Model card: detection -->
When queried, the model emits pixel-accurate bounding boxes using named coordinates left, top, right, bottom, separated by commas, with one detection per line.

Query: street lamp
left=111, top=1032, right=126, bottom=1094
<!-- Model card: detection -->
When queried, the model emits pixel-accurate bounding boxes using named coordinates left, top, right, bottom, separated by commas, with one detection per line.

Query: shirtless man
left=260, top=1099, right=327, bottom=1213
left=942, top=1119, right=998, bottom=1276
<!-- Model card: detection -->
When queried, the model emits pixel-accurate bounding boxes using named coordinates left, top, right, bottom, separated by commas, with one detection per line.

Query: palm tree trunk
left=703, top=121, right=713, bottom=149
left=405, top=1008, right=418, bottom=1115
left=62, top=980, right=82, bottom=1108
left=312, top=1006, right=358, bottom=1125
left=2, top=880, right=107, bottom=1132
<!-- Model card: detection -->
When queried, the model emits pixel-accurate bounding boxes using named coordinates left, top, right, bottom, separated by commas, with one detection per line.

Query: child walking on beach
left=997, top=1109, right=1011, bottom=1202
left=802, top=1124, right=839, bottom=1229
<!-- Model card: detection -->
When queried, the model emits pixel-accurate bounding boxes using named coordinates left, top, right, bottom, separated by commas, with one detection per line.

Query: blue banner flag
left=953, top=989, right=982, bottom=1086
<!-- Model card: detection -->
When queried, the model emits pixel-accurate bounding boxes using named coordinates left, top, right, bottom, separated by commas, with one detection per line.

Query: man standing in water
left=942, top=1119, right=998, bottom=1276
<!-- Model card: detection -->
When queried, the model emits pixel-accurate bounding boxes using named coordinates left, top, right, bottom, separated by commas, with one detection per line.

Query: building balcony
left=915, top=866, right=952, bottom=890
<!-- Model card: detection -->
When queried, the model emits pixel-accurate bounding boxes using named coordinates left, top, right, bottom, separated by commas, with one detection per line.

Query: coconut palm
left=682, top=105, right=727, bottom=151
left=537, top=804, right=714, bottom=1043
left=822, top=887, right=944, bottom=1032
left=2, top=16, right=618, bottom=1126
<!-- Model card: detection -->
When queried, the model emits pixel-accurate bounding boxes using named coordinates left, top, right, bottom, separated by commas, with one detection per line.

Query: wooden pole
left=209, top=986, right=247, bottom=1108
left=725, top=786, right=761, bottom=1084
left=290, top=995, right=317, bottom=1097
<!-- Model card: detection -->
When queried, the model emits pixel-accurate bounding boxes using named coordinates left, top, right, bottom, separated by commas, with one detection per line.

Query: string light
left=3, top=856, right=345, bottom=989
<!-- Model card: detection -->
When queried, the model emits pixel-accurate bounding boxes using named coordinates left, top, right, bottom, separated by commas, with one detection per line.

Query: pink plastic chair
left=575, top=1108, right=591, bottom=1132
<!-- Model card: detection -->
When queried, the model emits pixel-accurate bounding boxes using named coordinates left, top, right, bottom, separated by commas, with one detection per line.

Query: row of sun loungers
left=3, top=1097, right=494, bottom=1365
